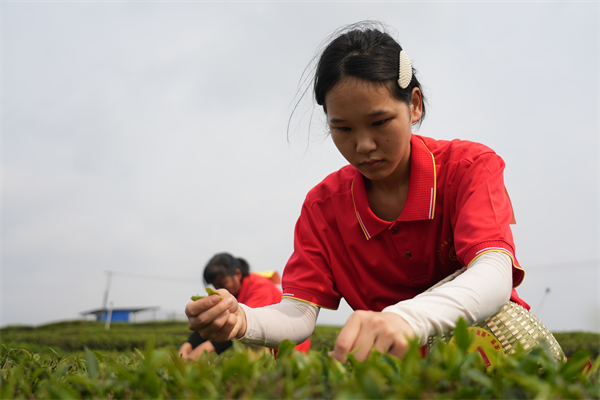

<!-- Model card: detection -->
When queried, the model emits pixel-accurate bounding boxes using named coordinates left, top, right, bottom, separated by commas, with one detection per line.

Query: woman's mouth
left=359, top=159, right=383, bottom=170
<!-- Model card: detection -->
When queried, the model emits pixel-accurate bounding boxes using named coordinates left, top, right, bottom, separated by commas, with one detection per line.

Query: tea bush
left=1, top=321, right=598, bottom=399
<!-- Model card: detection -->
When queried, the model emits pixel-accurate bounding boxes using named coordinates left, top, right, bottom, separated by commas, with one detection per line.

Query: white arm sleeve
left=382, top=252, right=513, bottom=345
left=238, top=298, right=320, bottom=348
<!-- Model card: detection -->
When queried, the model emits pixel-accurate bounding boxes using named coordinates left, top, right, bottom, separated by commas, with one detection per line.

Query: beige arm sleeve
left=238, top=298, right=320, bottom=348
left=239, top=252, right=512, bottom=348
left=382, top=252, right=513, bottom=345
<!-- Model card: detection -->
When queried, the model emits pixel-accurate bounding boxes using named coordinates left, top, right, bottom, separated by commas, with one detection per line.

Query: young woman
left=179, top=253, right=310, bottom=360
left=185, top=22, right=527, bottom=362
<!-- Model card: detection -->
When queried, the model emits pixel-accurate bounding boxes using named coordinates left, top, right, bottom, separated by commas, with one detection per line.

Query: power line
left=100, top=270, right=203, bottom=310
left=105, top=270, right=202, bottom=283
left=534, top=287, right=551, bottom=316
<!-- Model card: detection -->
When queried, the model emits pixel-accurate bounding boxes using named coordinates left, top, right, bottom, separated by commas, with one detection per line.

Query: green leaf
left=206, top=287, right=223, bottom=299
left=51, top=384, right=80, bottom=399
left=46, top=346, right=59, bottom=358
left=84, top=347, right=99, bottom=378
left=560, top=350, right=591, bottom=380
left=453, top=317, right=472, bottom=353
left=92, top=349, right=104, bottom=363
left=277, top=339, right=296, bottom=361
left=1, top=322, right=598, bottom=399
left=191, top=288, right=222, bottom=300
left=144, top=336, right=156, bottom=362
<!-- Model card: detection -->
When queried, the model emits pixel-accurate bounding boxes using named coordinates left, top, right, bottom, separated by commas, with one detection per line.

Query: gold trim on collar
left=351, top=179, right=371, bottom=240
left=417, top=137, right=437, bottom=220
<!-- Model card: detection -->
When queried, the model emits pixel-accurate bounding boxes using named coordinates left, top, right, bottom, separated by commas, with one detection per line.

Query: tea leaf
left=191, top=288, right=223, bottom=301
left=46, top=346, right=59, bottom=357
left=453, top=317, right=472, bottom=353
left=277, top=339, right=296, bottom=361
left=206, top=287, right=223, bottom=300
left=0, top=321, right=598, bottom=399
left=84, top=347, right=99, bottom=378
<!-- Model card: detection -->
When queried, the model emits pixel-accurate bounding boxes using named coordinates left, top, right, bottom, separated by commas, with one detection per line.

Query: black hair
left=203, top=253, right=250, bottom=285
left=313, top=21, right=426, bottom=123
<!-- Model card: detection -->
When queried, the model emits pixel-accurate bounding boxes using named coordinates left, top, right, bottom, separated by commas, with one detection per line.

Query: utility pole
left=102, top=271, right=113, bottom=316
left=105, top=302, right=113, bottom=330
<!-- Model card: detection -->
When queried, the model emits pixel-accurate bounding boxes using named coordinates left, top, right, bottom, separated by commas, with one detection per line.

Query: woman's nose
left=355, top=132, right=377, bottom=154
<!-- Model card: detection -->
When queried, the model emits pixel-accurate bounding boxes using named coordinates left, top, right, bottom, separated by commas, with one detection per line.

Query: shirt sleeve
left=281, top=196, right=343, bottom=309
left=451, top=150, right=525, bottom=287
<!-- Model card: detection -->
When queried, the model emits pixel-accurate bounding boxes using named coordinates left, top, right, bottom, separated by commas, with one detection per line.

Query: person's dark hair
left=313, top=21, right=426, bottom=123
left=203, top=253, right=250, bottom=285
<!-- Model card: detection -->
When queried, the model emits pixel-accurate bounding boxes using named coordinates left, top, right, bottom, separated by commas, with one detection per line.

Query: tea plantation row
left=1, top=320, right=599, bottom=399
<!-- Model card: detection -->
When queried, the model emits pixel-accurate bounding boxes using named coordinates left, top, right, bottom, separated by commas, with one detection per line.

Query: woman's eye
left=373, top=119, right=389, bottom=127
left=332, top=126, right=351, bottom=132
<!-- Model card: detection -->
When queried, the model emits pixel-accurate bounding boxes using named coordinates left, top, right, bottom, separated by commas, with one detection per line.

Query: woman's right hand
left=185, top=289, right=247, bottom=342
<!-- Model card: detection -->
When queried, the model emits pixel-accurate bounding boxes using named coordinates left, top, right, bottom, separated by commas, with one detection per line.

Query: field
left=1, top=320, right=599, bottom=399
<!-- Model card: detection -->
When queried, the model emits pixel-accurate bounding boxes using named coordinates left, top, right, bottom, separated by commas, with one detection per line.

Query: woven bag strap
left=424, top=266, right=467, bottom=293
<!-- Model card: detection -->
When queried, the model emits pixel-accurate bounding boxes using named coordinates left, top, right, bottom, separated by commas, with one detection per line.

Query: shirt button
left=391, top=227, right=399, bottom=234
left=405, top=251, right=412, bottom=258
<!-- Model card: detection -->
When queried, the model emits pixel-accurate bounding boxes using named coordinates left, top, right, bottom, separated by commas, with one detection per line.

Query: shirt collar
left=351, top=134, right=437, bottom=240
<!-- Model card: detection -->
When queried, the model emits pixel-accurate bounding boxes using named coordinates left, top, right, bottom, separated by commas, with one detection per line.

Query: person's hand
left=182, top=341, right=216, bottom=361
left=185, top=289, right=247, bottom=342
left=178, top=342, right=193, bottom=359
left=331, top=310, right=415, bottom=362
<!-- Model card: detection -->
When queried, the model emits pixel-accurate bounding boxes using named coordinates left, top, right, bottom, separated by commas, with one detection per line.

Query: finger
left=384, top=314, right=414, bottom=360
left=209, top=312, right=239, bottom=342
left=353, top=313, right=395, bottom=361
left=185, top=295, right=223, bottom=318
left=215, top=289, right=240, bottom=314
left=197, top=308, right=232, bottom=339
left=188, top=297, right=234, bottom=331
left=199, top=297, right=234, bottom=323
left=351, top=334, right=377, bottom=361
left=387, top=342, right=409, bottom=360
left=387, top=334, right=411, bottom=360
left=372, top=333, right=395, bottom=356
left=213, top=288, right=232, bottom=299
left=187, top=348, right=203, bottom=362
left=212, top=306, right=247, bottom=341
left=332, top=312, right=363, bottom=362
left=186, top=287, right=235, bottom=317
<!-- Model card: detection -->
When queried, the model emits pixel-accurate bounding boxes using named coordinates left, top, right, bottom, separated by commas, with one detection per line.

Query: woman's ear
left=410, top=87, right=423, bottom=124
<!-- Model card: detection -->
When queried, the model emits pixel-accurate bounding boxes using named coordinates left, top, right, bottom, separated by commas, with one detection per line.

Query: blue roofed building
left=80, top=307, right=159, bottom=323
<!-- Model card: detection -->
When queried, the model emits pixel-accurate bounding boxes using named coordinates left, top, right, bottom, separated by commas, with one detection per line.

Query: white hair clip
left=398, top=50, right=412, bottom=89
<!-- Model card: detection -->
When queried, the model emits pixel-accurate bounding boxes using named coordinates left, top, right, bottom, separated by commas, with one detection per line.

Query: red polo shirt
left=282, top=134, right=525, bottom=312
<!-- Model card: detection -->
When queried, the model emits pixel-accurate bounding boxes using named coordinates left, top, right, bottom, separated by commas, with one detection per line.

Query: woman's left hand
left=331, top=310, right=415, bottom=362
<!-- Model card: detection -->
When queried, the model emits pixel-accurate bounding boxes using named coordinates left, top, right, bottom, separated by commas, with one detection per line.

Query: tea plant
left=1, top=321, right=598, bottom=399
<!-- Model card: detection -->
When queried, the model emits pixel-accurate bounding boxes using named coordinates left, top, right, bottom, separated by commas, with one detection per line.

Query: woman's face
left=325, top=77, right=422, bottom=185
left=212, top=269, right=243, bottom=297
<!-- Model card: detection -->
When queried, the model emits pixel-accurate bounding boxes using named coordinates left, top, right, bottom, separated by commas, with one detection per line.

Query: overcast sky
left=2, top=1, right=598, bottom=333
